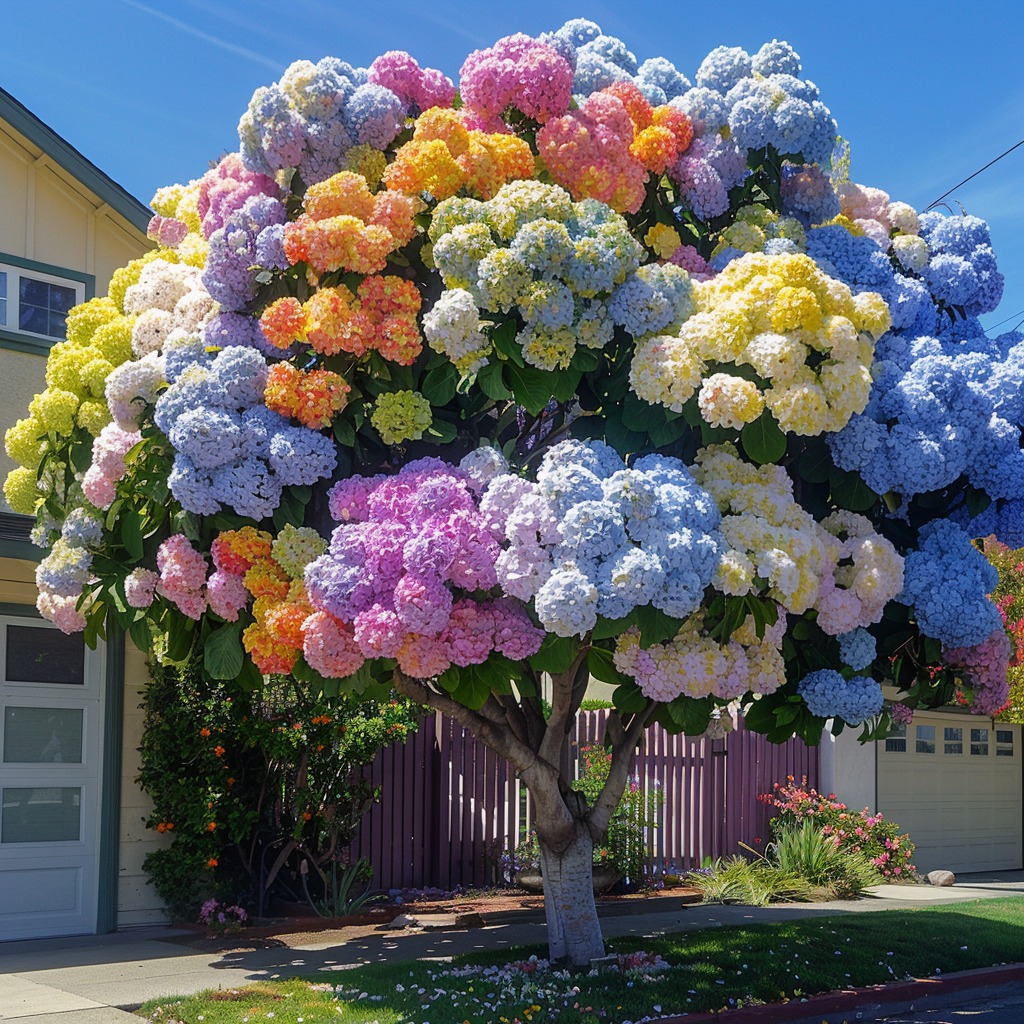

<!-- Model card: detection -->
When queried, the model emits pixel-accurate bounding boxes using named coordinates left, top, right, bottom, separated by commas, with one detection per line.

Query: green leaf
left=333, top=418, right=356, bottom=446
left=477, top=362, right=513, bottom=401
left=204, top=622, right=244, bottom=680
left=798, top=441, right=833, bottom=484
left=667, top=696, right=714, bottom=735
left=528, top=634, right=580, bottom=674
left=740, top=412, right=787, bottom=465
left=503, top=362, right=554, bottom=416
left=421, top=364, right=459, bottom=407
left=612, top=681, right=648, bottom=714
left=424, top=419, right=458, bottom=445
left=830, top=468, right=878, bottom=512
left=165, top=619, right=195, bottom=663
left=550, top=368, right=582, bottom=404
left=120, top=508, right=144, bottom=561
left=491, top=320, right=524, bottom=366
left=127, top=615, right=152, bottom=653
left=965, top=487, right=992, bottom=519
left=635, top=604, right=682, bottom=648
left=588, top=645, right=627, bottom=687
left=647, top=416, right=688, bottom=448
left=235, top=658, right=264, bottom=692
left=605, top=416, right=645, bottom=457
left=592, top=611, right=637, bottom=640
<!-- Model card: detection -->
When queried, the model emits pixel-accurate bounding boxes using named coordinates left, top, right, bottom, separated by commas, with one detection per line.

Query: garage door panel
left=877, top=713, right=1022, bottom=874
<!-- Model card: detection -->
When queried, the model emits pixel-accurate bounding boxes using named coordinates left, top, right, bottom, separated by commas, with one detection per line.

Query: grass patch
left=138, top=897, right=1024, bottom=1024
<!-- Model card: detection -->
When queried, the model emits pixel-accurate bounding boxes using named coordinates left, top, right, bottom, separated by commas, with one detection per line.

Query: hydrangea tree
left=8, top=22, right=1021, bottom=965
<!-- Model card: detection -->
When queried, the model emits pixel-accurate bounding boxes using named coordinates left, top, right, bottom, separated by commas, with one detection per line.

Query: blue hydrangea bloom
left=838, top=629, right=876, bottom=672
left=798, top=670, right=884, bottom=725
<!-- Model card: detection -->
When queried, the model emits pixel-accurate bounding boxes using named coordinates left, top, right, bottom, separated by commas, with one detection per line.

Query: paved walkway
left=1, top=873, right=1022, bottom=1023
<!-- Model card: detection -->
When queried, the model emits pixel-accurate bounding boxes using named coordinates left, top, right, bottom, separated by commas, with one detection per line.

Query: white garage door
left=0, top=617, right=103, bottom=940
left=877, top=712, right=1022, bottom=874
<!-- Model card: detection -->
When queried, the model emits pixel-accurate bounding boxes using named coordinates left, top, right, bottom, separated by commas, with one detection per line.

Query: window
left=885, top=723, right=906, bottom=753
left=944, top=726, right=963, bottom=755
left=0, top=261, right=86, bottom=343
left=5, top=625, right=84, bottom=685
left=915, top=724, right=936, bottom=754
left=970, top=728, right=989, bottom=756
left=996, top=730, right=1014, bottom=757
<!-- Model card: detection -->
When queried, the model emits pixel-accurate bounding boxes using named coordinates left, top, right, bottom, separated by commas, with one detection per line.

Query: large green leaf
left=203, top=622, right=244, bottom=680
left=422, top=364, right=459, bottom=406
left=588, top=645, right=628, bottom=687
left=667, top=696, right=714, bottom=735
left=529, top=634, right=579, bottom=674
left=830, top=468, right=878, bottom=512
left=477, top=362, right=513, bottom=401
left=635, top=604, right=683, bottom=648
left=741, top=412, right=787, bottom=465
left=503, top=363, right=554, bottom=416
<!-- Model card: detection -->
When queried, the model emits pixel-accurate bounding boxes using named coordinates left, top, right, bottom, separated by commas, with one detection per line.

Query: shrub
left=768, top=821, right=881, bottom=900
left=761, top=776, right=916, bottom=879
left=684, top=856, right=813, bottom=906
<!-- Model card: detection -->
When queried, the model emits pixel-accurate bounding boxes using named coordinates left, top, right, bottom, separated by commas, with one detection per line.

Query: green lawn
left=139, top=897, right=1024, bottom=1024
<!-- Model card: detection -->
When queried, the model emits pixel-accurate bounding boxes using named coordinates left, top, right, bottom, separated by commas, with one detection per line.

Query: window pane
left=970, top=728, right=989, bottom=756
left=18, top=304, right=49, bottom=335
left=5, top=625, right=85, bottom=685
left=996, top=730, right=1013, bottom=744
left=0, top=270, right=7, bottom=298
left=885, top=723, right=906, bottom=753
left=48, top=283, right=76, bottom=314
left=3, top=707, right=83, bottom=763
left=1, top=787, right=81, bottom=843
left=49, top=310, right=68, bottom=337
left=916, top=724, right=935, bottom=754
left=19, top=277, right=48, bottom=305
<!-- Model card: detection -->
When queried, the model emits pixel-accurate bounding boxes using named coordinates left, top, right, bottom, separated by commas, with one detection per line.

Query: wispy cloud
left=119, top=0, right=283, bottom=71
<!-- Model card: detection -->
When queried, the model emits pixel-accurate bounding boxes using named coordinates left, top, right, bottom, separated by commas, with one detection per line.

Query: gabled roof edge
left=0, top=87, right=152, bottom=234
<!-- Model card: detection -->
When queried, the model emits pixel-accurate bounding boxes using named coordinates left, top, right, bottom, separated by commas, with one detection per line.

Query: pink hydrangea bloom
left=460, top=34, right=572, bottom=126
left=207, top=569, right=249, bottom=621
left=125, top=568, right=159, bottom=609
left=37, top=592, right=87, bottom=634
left=367, top=51, right=455, bottom=112
left=147, top=215, right=189, bottom=247
left=302, top=611, right=365, bottom=678
left=943, top=628, right=1012, bottom=716
left=156, top=535, right=208, bottom=620
left=197, top=153, right=280, bottom=239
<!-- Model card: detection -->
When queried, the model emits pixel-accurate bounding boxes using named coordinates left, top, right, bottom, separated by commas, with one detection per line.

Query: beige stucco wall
left=0, top=120, right=146, bottom=285
left=118, top=639, right=169, bottom=926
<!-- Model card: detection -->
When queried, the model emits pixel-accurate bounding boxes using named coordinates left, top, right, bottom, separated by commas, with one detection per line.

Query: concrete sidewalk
left=1, top=873, right=1022, bottom=1023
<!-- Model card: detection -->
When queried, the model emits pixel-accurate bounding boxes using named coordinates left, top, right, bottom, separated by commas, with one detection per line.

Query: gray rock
left=926, top=869, right=956, bottom=886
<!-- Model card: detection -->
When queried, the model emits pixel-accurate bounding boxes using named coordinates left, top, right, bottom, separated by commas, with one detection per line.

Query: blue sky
left=8, top=0, right=1024, bottom=332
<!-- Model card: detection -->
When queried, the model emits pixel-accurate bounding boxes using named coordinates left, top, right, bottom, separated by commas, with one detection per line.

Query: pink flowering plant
left=761, top=777, right=915, bottom=880
left=198, top=898, right=247, bottom=936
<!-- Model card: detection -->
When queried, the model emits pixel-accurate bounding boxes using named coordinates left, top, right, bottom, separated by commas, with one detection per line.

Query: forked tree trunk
left=536, top=824, right=605, bottom=965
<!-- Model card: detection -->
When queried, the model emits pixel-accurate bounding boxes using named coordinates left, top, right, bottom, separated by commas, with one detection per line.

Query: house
left=0, top=87, right=166, bottom=941
left=820, top=703, right=1022, bottom=874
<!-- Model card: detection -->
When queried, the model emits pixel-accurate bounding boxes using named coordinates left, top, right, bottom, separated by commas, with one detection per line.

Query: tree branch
left=587, top=703, right=656, bottom=837
left=495, top=692, right=529, bottom=746
left=393, top=668, right=541, bottom=777
left=538, top=642, right=590, bottom=770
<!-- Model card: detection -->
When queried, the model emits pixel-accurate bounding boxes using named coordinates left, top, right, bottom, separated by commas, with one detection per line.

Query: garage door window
left=916, top=725, right=936, bottom=754
left=997, top=730, right=1014, bottom=756
left=971, top=728, right=989, bottom=756
left=885, top=724, right=906, bottom=752
left=944, top=727, right=963, bottom=755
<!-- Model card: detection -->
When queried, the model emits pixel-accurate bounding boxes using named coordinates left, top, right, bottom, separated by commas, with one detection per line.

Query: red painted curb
left=656, top=962, right=1024, bottom=1023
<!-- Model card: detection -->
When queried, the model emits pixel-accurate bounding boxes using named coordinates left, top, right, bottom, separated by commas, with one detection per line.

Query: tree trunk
left=537, top=825, right=605, bottom=966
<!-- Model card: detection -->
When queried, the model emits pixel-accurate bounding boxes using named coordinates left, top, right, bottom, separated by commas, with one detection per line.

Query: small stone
left=383, top=913, right=418, bottom=930
left=926, top=870, right=956, bottom=887
left=453, top=912, right=485, bottom=929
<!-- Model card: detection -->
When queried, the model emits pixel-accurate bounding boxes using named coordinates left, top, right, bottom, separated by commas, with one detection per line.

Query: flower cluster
left=797, top=669, right=884, bottom=725
left=366, top=50, right=455, bottom=114
left=631, top=253, right=891, bottom=434
left=763, top=777, right=915, bottom=879
left=282, top=171, right=419, bottom=275
left=693, top=445, right=902, bottom=629
left=263, top=362, right=350, bottom=429
left=899, top=520, right=1002, bottom=648
left=156, top=346, right=336, bottom=519
left=483, top=440, right=723, bottom=637
left=303, top=453, right=544, bottom=678
left=260, top=274, right=423, bottom=364
left=426, top=181, right=650, bottom=371
left=615, top=609, right=787, bottom=702
left=538, top=80, right=693, bottom=213
left=943, top=629, right=1012, bottom=716
left=156, top=535, right=208, bottom=620
left=459, top=34, right=573, bottom=130
left=369, top=390, right=433, bottom=446
left=82, top=423, right=141, bottom=510
left=238, top=58, right=414, bottom=185
left=382, top=107, right=535, bottom=200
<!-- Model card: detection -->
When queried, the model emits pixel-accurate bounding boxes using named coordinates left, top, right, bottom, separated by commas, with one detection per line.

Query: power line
left=924, top=138, right=1024, bottom=211
left=985, top=308, right=1024, bottom=331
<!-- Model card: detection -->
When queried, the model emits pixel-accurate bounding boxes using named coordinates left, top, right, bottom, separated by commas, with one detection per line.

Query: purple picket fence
left=350, top=710, right=818, bottom=891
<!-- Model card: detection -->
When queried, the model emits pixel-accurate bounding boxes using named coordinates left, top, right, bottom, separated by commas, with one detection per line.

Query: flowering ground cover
left=140, top=897, right=1024, bottom=1024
